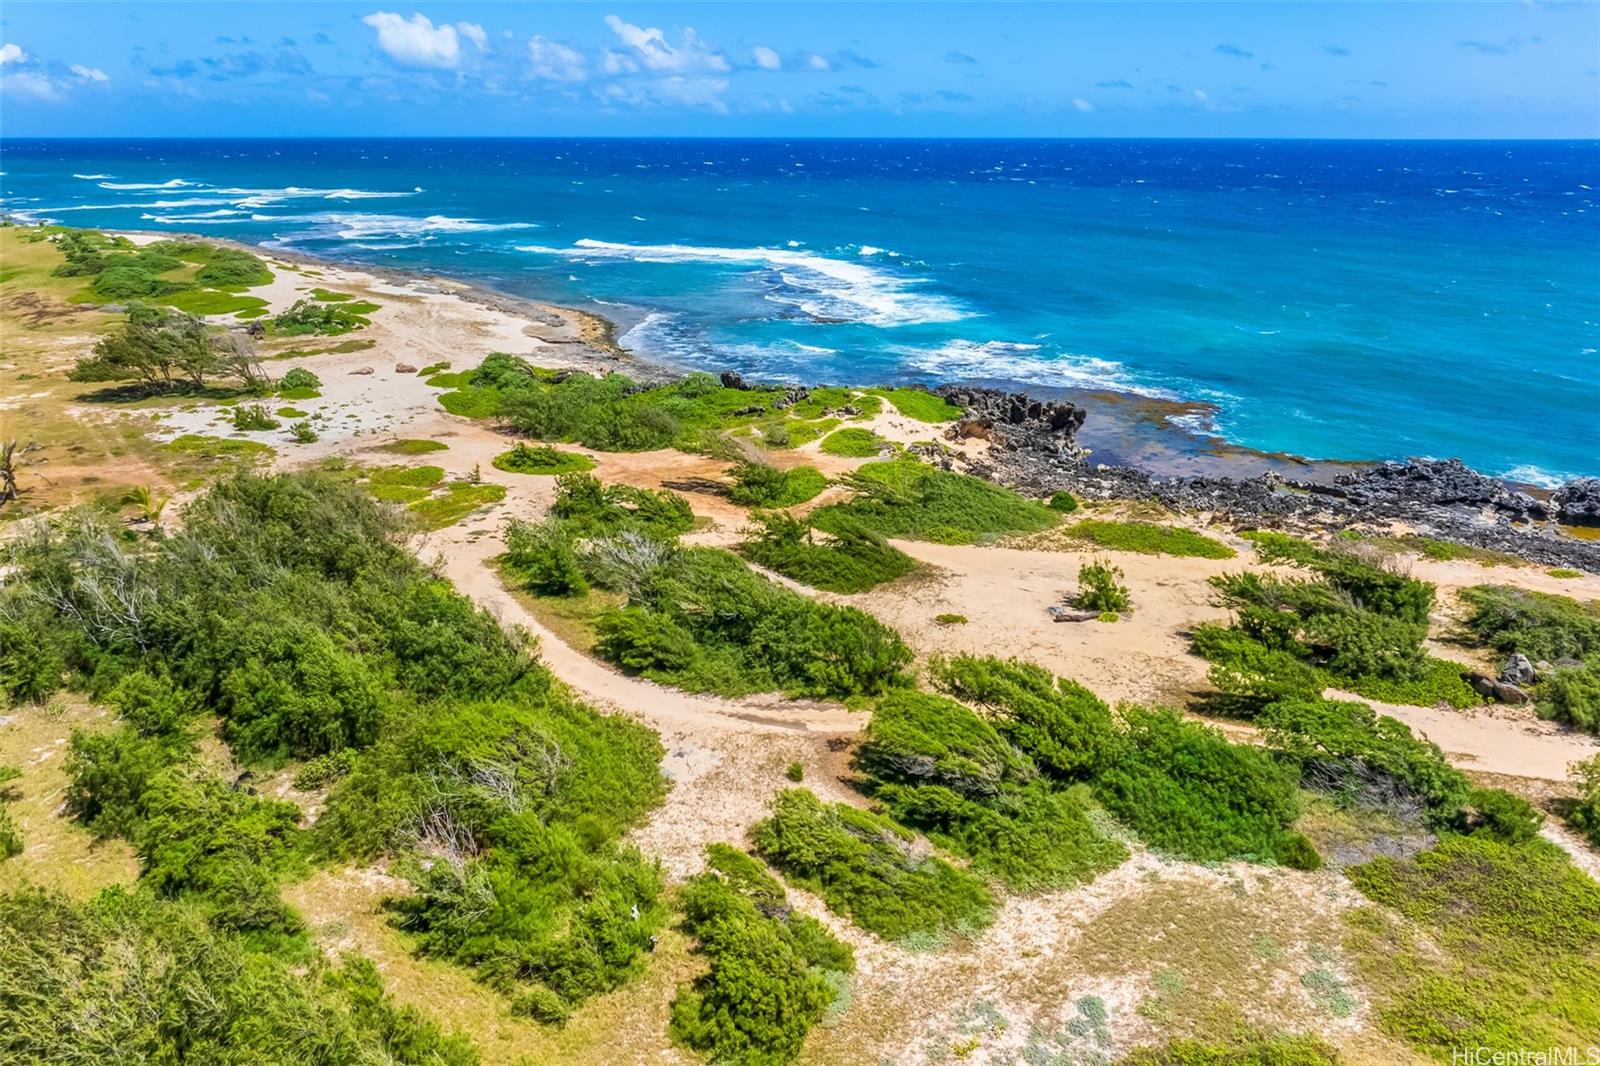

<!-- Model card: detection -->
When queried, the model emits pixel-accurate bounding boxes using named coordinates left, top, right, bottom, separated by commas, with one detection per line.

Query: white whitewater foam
left=267, top=212, right=536, bottom=244
left=517, top=238, right=966, bottom=328
left=896, top=339, right=1174, bottom=399
left=1502, top=465, right=1572, bottom=490
left=72, top=173, right=113, bottom=180
left=98, top=179, right=195, bottom=190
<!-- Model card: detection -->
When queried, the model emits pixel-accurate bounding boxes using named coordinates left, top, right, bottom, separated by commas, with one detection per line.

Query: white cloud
left=3, top=71, right=61, bottom=101
left=1193, top=88, right=1209, bottom=102
left=0, top=43, right=26, bottom=66
left=528, top=36, right=586, bottom=82
left=602, top=14, right=729, bottom=73
left=361, top=12, right=477, bottom=69
left=1072, top=97, right=1094, bottom=112
left=70, top=64, right=108, bottom=82
left=807, top=53, right=830, bottom=71
left=752, top=45, right=780, bottom=70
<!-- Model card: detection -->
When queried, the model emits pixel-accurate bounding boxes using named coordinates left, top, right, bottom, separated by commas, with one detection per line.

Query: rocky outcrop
left=1500, top=654, right=1537, bottom=687
left=1553, top=478, right=1600, bottom=525
left=934, top=385, right=1086, bottom=458
left=1323, top=459, right=1550, bottom=520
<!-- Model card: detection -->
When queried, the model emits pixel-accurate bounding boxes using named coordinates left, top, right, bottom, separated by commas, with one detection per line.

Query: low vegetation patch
left=273, top=298, right=373, bottom=337
left=1066, top=519, right=1235, bottom=559
left=408, top=482, right=506, bottom=531
left=819, top=427, right=890, bottom=458
left=492, top=443, right=596, bottom=476
left=739, top=510, right=917, bottom=594
left=1346, top=834, right=1600, bottom=1055
left=1071, top=559, right=1131, bottom=618
left=1458, top=583, right=1600, bottom=663
left=752, top=788, right=994, bottom=944
left=810, top=458, right=1058, bottom=545
left=871, top=387, right=961, bottom=423
left=376, top=438, right=448, bottom=455
left=1566, top=755, right=1600, bottom=847
left=670, top=844, right=853, bottom=1064
left=1046, top=490, right=1079, bottom=514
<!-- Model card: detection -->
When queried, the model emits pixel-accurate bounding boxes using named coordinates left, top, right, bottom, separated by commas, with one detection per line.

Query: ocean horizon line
left=5, top=134, right=1599, bottom=145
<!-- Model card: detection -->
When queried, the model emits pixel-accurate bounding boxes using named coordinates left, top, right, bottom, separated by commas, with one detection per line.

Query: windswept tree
left=69, top=305, right=224, bottom=392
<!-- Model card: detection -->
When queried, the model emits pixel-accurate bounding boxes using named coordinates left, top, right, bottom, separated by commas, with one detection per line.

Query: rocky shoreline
left=196, top=232, right=1597, bottom=574
left=931, top=384, right=1600, bottom=573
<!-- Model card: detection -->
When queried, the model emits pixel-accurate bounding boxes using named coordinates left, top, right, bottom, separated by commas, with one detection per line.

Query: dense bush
left=194, top=247, right=272, bottom=288
left=273, top=298, right=370, bottom=336
left=669, top=844, right=853, bottom=1065
left=1095, top=706, right=1318, bottom=868
left=504, top=518, right=590, bottom=595
left=739, top=510, right=917, bottom=593
left=1256, top=698, right=1470, bottom=827
left=809, top=459, right=1058, bottom=545
left=0, top=889, right=477, bottom=1065
left=232, top=403, right=280, bottom=431
left=1537, top=659, right=1600, bottom=733
left=1458, top=584, right=1600, bottom=663
left=69, top=305, right=230, bottom=393
left=1197, top=538, right=1478, bottom=712
left=1346, top=834, right=1600, bottom=1054
left=726, top=461, right=828, bottom=507
left=752, top=788, right=995, bottom=942
left=550, top=472, right=695, bottom=538
left=589, top=545, right=912, bottom=699
left=931, top=655, right=1316, bottom=868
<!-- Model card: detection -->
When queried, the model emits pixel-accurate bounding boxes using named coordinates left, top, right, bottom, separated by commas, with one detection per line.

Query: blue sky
left=1, top=2, right=1595, bottom=138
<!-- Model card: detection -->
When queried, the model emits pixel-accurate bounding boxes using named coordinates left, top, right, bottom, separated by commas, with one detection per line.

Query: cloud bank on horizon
left=0, top=2, right=1595, bottom=137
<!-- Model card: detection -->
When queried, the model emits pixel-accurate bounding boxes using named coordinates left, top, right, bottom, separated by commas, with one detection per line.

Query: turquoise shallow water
left=2, top=138, right=1596, bottom=481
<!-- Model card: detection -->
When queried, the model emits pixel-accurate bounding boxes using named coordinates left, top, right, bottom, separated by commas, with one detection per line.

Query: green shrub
left=727, top=462, right=828, bottom=507
left=231, top=404, right=280, bottom=431
left=785, top=762, right=804, bottom=782
left=492, top=443, right=596, bottom=476
left=194, top=248, right=272, bottom=288
left=1199, top=545, right=1477, bottom=711
left=1046, top=490, right=1079, bottom=513
left=1463, top=787, right=1545, bottom=845
left=550, top=472, right=694, bottom=539
left=739, top=511, right=917, bottom=594
left=0, top=890, right=478, bottom=1065
left=1538, top=660, right=1600, bottom=733
left=752, top=788, right=994, bottom=942
left=669, top=843, right=853, bottom=1065
left=1346, top=834, right=1600, bottom=1054
left=1566, top=756, right=1600, bottom=847
left=853, top=688, right=1127, bottom=890
left=1256, top=698, right=1471, bottom=827
left=1465, top=576, right=1600, bottom=659
left=818, top=428, right=888, bottom=458
left=1072, top=559, right=1131, bottom=615
left=280, top=367, right=321, bottom=391
left=592, top=546, right=912, bottom=700
left=810, top=459, right=1058, bottom=545
left=1549, top=568, right=1583, bottom=580
left=288, top=420, right=318, bottom=444
left=503, top=519, right=589, bottom=596
left=1095, top=706, right=1317, bottom=868
left=1066, top=519, right=1235, bottom=559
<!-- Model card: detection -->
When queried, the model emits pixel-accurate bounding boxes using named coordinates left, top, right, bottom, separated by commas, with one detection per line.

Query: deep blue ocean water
left=2, top=138, right=1596, bottom=482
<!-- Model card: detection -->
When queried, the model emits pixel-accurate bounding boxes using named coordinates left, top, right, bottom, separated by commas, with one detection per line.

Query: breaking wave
left=517, top=238, right=967, bottom=328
